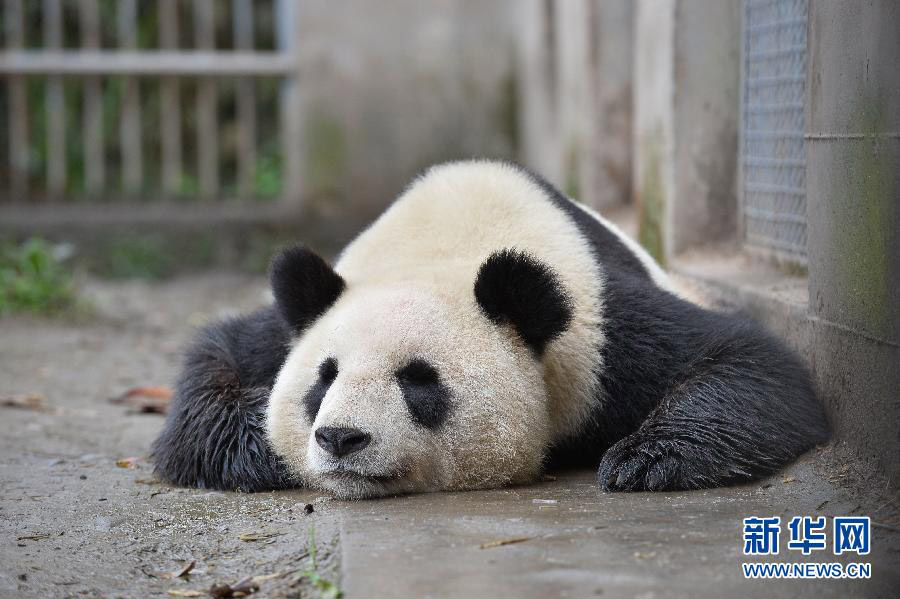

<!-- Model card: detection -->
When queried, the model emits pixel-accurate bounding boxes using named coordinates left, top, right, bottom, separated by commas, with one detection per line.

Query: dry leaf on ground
left=1, top=393, right=51, bottom=412
left=238, top=532, right=283, bottom=542
left=209, top=579, right=260, bottom=598
left=116, top=456, right=143, bottom=469
left=110, top=386, right=173, bottom=414
left=478, top=537, right=533, bottom=549
left=16, top=533, right=51, bottom=541
left=145, top=560, right=196, bottom=580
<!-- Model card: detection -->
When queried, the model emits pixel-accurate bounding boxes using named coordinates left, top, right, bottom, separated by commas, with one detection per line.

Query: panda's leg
left=151, top=306, right=293, bottom=492
left=597, top=321, right=830, bottom=492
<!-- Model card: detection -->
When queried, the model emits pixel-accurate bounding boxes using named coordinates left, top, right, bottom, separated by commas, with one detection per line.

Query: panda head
left=265, top=245, right=573, bottom=499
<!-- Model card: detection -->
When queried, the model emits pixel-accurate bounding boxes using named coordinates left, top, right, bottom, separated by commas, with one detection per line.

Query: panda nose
left=315, top=426, right=372, bottom=458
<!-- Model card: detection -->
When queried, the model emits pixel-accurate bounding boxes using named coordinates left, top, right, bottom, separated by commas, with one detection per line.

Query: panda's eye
left=396, top=358, right=440, bottom=386
left=304, top=357, right=337, bottom=422
left=396, top=358, right=450, bottom=430
left=318, top=357, right=338, bottom=384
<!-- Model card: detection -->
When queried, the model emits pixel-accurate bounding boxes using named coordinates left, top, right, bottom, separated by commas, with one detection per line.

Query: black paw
left=597, top=434, right=685, bottom=492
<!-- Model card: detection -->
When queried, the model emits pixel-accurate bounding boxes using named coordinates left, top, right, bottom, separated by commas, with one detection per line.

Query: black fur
left=396, top=359, right=452, bottom=430
left=151, top=306, right=292, bottom=491
left=270, top=245, right=345, bottom=334
left=515, top=167, right=831, bottom=491
left=304, top=357, right=337, bottom=422
left=474, top=248, right=573, bottom=355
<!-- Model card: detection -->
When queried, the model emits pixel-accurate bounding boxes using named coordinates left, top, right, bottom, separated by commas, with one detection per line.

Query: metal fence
left=0, top=0, right=301, bottom=203
left=741, top=0, right=808, bottom=261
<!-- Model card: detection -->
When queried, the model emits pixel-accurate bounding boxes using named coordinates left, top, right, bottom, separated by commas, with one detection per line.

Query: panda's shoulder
left=495, top=161, right=667, bottom=287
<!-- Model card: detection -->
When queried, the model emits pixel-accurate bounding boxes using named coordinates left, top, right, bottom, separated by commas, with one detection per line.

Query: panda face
left=266, top=285, right=552, bottom=499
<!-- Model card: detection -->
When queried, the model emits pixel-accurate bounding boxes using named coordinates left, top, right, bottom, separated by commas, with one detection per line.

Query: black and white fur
left=152, top=161, right=829, bottom=498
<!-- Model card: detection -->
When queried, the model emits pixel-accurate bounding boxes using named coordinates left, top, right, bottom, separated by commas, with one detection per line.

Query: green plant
left=295, top=525, right=343, bottom=599
left=254, top=152, right=282, bottom=197
left=97, top=236, right=176, bottom=280
left=0, top=238, right=75, bottom=316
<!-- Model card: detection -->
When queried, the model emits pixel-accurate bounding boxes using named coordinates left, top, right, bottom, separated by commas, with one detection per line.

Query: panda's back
left=335, top=160, right=660, bottom=289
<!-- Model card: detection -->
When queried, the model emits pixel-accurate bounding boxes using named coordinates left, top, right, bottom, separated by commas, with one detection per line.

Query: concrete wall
left=517, top=0, right=634, bottom=212
left=555, top=0, right=594, bottom=201
left=633, top=0, right=740, bottom=265
left=589, top=0, right=634, bottom=210
left=806, top=0, right=900, bottom=483
left=671, top=1, right=740, bottom=255
left=293, top=0, right=517, bottom=218
left=633, top=0, right=676, bottom=265
left=517, top=0, right=563, bottom=186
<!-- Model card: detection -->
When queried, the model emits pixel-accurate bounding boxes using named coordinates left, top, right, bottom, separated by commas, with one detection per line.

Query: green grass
left=96, top=236, right=177, bottom=280
left=0, top=238, right=76, bottom=316
left=295, top=525, right=343, bottom=599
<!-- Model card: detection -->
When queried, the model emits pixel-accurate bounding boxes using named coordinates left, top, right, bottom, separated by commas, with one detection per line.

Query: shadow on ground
left=1, top=275, right=897, bottom=598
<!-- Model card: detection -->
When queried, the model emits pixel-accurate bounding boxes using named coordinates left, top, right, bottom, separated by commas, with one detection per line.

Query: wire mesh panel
left=741, top=0, right=808, bottom=261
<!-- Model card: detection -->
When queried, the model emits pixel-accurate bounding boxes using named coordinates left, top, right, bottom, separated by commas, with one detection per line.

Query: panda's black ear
left=474, top=249, right=573, bottom=355
left=270, top=245, right=345, bottom=334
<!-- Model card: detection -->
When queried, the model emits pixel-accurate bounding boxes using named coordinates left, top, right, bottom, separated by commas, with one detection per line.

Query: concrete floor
left=1, top=275, right=898, bottom=598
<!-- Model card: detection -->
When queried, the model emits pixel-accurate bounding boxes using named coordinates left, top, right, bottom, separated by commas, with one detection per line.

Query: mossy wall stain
left=830, top=101, right=898, bottom=339
left=637, top=133, right=666, bottom=267
left=497, top=70, right=521, bottom=158
left=305, top=106, right=348, bottom=200
left=564, top=142, right=581, bottom=201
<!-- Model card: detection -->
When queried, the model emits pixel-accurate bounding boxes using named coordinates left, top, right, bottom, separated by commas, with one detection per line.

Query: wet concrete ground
left=1, top=275, right=898, bottom=598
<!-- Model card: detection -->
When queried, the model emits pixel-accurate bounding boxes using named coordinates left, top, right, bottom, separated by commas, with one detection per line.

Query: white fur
left=266, top=161, right=658, bottom=498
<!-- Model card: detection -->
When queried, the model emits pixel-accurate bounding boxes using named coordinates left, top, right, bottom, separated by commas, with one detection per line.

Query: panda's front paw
left=597, top=433, right=683, bottom=492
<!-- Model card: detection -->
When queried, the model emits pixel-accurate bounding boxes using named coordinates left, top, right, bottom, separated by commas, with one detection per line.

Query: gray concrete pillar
left=587, top=0, right=634, bottom=210
left=806, top=0, right=900, bottom=481
left=633, top=0, right=676, bottom=264
left=517, top=0, right=634, bottom=211
left=517, top=0, right=564, bottom=185
left=633, top=0, right=740, bottom=265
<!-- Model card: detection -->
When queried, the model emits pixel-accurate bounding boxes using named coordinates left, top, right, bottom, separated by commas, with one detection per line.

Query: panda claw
left=645, top=455, right=681, bottom=491
left=598, top=434, right=678, bottom=492
left=612, top=455, right=648, bottom=490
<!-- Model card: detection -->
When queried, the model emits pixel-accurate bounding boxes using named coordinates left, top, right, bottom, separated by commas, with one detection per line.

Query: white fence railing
left=1, top=0, right=302, bottom=203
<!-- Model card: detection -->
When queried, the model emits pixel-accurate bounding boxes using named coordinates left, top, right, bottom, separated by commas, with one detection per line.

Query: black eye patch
left=318, top=357, right=338, bottom=384
left=303, top=357, right=337, bottom=421
left=396, top=359, right=440, bottom=386
left=396, top=358, right=451, bottom=430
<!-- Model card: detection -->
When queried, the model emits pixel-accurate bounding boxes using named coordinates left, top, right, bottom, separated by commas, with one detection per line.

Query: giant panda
left=151, top=160, right=829, bottom=499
